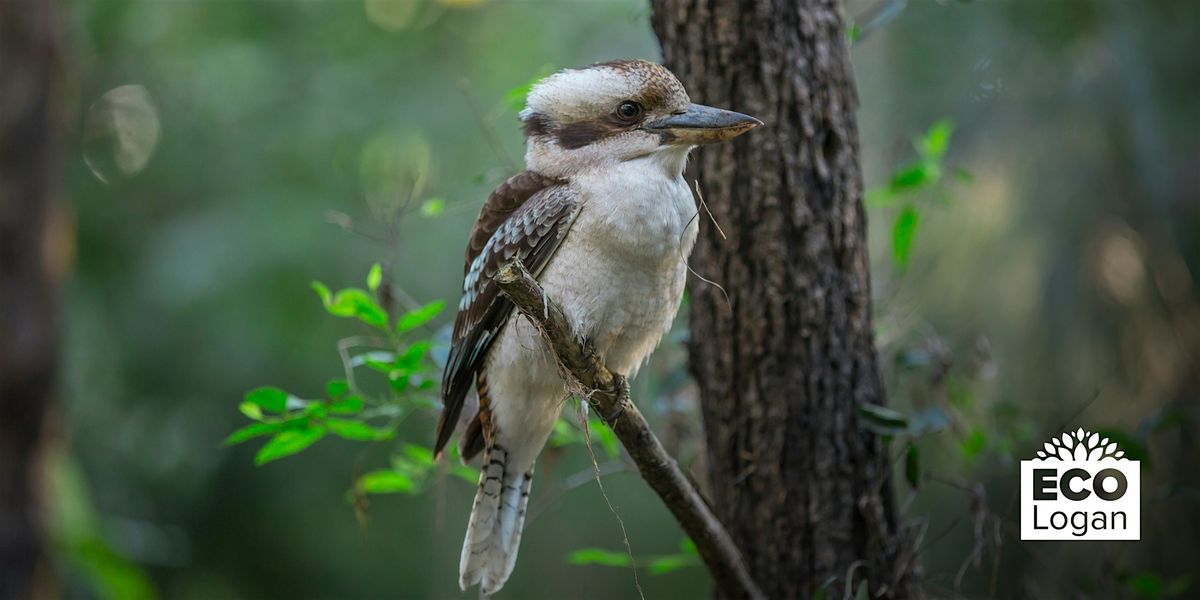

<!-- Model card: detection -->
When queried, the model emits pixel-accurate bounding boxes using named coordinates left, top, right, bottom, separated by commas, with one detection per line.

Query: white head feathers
left=518, top=60, right=691, bottom=177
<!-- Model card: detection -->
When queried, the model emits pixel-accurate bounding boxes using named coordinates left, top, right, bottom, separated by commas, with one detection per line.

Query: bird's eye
left=616, top=101, right=642, bottom=120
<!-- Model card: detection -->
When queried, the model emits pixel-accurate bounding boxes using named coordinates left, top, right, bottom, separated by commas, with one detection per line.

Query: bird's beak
left=644, top=103, right=763, bottom=145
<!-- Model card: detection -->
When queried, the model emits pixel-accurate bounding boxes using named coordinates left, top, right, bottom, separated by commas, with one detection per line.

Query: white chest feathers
left=537, top=151, right=699, bottom=376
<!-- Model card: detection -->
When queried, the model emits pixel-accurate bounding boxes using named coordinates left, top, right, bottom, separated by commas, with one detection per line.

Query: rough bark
left=651, top=1, right=923, bottom=597
left=0, top=0, right=65, bottom=597
left=495, top=259, right=763, bottom=600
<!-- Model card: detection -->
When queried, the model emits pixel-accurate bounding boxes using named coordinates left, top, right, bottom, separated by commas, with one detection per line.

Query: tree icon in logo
left=1034, top=428, right=1127, bottom=462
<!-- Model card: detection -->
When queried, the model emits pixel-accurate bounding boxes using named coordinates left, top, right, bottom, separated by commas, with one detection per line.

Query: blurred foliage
left=568, top=538, right=700, bottom=576
left=59, top=0, right=1200, bottom=598
left=50, top=453, right=156, bottom=600
left=868, top=118, right=970, bottom=269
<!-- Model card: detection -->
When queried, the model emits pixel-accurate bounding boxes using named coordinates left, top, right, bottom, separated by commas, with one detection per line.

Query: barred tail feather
left=459, top=445, right=534, bottom=595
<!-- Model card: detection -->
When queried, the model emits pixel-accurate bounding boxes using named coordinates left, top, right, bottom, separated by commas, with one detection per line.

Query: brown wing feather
left=464, top=170, right=564, bottom=274
left=437, top=175, right=579, bottom=456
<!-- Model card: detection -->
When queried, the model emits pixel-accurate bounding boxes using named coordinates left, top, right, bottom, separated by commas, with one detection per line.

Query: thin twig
left=337, top=335, right=392, bottom=393
left=325, top=210, right=389, bottom=243
left=494, top=258, right=764, bottom=600
left=581, top=403, right=645, bottom=600
left=692, top=179, right=727, bottom=240
left=842, top=560, right=867, bottom=600
left=683, top=180, right=732, bottom=312
left=458, top=77, right=519, bottom=173
left=527, top=460, right=631, bottom=524
left=685, top=263, right=733, bottom=313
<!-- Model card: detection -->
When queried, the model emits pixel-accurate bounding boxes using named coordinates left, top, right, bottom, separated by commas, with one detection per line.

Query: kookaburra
left=436, top=59, right=760, bottom=594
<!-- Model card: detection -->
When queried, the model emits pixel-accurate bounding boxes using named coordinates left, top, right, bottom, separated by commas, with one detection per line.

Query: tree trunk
left=0, top=0, right=65, bottom=597
left=651, top=1, right=922, bottom=597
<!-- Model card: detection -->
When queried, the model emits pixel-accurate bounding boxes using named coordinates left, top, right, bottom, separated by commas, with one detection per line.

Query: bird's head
left=520, top=60, right=761, bottom=177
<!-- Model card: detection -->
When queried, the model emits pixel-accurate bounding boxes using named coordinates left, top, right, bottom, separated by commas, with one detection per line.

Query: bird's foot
left=605, top=374, right=632, bottom=421
left=605, top=400, right=626, bottom=422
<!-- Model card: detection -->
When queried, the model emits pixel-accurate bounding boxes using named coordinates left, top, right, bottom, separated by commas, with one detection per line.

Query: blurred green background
left=59, top=0, right=1199, bottom=598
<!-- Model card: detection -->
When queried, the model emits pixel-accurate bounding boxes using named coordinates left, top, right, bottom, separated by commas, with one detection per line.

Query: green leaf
left=918, top=119, right=954, bottom=159
left=504, top=67, right=553, bottom=112
left=367, top=263, right=382, bottom=292
left=302, top=401, right=326, bottom=419
left=397, top=341, right=432, bottom=370
left=505, top=84, right=533, bottom=112
left=892, top=205, right=920, bottom=269
left=325, top=419, right=392, bottom=441
left=905, top=445, right=921, bottom=489
left=326, top=379, right=350, bottom=399
left=223, top=421, right=284, bottom=446
left=238, top=401, right=263, bottom=421
left=403, top=444, right=435, bottom=468
left=356, top=350, right=397, bottom=365
left=313, top=284, right=389, bottom=329
left=960, top=427, right=988, bottom=462
left=328, top=394, right=364, bottom=415
left=648, top=554, right=697, bottom=575
left=847, top=22, right=861, bottom=44
left=343, top=290, right=389, bottom=328
left=244, top=386, right=289, bottom=413
left=312, top=281, right=333, bottom=307
left=450, top=463, right=479, bottom=484
left=679, top=538, right=697, bottom=555
left=396, top=300, right=444, bottom=333
left=387, top=372, right=411, bottom=392
left=255, top=426, right=326, bottom=465
left=888, top=163, right=934, bottom=193
left=550, top=419, right=581, bottom=447
left=1125, top=573, right=1163, bottom=598
left=566, top=548, right=631, bottom=568
left=357, top=469, right=416, bottom=495
left=419, top=197, right=445, bottom=217
left=587, top=417, right=620, bottom=460
left=865, top=186, right=895, bottom=208
left=855, top=581, right=869, bottom=600
left=857, top=403, right=908, bottom=435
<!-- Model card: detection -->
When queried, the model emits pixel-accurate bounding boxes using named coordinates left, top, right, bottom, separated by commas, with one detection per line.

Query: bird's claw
left=605, top=374, right=631, bottom=422
left=606, top=400, right=626, bottom=422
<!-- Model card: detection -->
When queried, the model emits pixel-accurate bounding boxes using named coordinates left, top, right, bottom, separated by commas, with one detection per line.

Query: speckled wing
left=436, top=176, right=579, bottom=456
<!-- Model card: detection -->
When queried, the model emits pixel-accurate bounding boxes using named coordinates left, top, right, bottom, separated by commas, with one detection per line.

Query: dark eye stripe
left=555, top=119, right=625, bottom=149
left=522, top=113, right=552, bottom=138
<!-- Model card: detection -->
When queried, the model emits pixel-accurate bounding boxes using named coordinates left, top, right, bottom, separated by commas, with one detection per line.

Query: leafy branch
left=224, top=265, right=444, bottom=488
left=868, top=118, right=970, bottom=270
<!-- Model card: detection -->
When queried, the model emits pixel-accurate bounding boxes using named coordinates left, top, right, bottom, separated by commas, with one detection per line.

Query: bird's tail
left=459, top=444, right=533, bottom=595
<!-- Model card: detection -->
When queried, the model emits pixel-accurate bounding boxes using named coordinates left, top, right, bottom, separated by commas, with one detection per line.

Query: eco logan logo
left=1021, top=428, right=1140, bottom=540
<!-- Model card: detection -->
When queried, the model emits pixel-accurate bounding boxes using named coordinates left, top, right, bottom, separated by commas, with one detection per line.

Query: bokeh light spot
left=83, top=84, right=161, bottom=183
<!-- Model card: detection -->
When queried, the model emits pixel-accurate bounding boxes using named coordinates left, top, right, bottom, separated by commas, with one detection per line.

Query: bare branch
left=494, top=258, right=764, bottom=600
